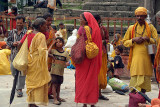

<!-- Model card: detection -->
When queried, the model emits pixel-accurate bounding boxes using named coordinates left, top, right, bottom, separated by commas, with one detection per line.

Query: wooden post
left=107, top=20, right=109, bottom=34
left=74, top=19, right=76, bottom=29
left=128, top=20, right=130, bottom=28
left=6, top=18, right=8, bottom=31
left=121, top=20, right=123, bottom=36
left=114, top=20, right=116, bottom=36
left=11, top=18, right=13, bottom=30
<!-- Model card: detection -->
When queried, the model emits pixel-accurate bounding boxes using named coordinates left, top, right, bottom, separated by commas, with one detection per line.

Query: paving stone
left=0, top=70, right=159, bottom=107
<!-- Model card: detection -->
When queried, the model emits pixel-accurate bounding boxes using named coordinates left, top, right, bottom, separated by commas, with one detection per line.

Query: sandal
left=17, top=90, right=23, bottom=97
left=58, top=98, right=66, bottom=102
left=53, top=100, right=61, bottom=105
left=48, top=95, right=54, bottom=99
left=99, top=95, right=109, bottom=100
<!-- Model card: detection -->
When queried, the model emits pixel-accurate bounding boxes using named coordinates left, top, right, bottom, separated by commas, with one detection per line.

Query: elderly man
left=123, top=7, right=158, bottom=93
left=7, top=16, right=27, bottom=97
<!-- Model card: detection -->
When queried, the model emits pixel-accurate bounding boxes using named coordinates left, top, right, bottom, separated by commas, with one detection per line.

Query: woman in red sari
left=75, top=12, right=102, bottom=107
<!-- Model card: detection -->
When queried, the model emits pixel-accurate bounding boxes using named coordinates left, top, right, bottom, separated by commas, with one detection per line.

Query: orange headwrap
left=135, top=7, right=147, bottom=16
left=0, top=41, right=6, bottom=49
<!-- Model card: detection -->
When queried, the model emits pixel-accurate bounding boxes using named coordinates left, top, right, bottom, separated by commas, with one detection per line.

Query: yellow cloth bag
left=85, top=26, right=99, bottom=59
left=0, top=49, right=11, bottom=75
left=13, top=36, right=28, bottom=75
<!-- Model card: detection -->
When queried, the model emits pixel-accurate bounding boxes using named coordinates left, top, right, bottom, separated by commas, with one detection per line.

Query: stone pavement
left=0, top=69, right=159, bottom=107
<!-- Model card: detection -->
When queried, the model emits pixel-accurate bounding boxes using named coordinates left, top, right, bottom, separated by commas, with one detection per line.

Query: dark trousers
left=34, top=1, right=48, bottom=8
left=56, top=0, right=62, bottom=7
left=48, top=8, right=54, bottom=16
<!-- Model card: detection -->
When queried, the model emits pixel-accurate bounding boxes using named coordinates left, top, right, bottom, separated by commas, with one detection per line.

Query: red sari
left=75, top=12, right=102, bottom=104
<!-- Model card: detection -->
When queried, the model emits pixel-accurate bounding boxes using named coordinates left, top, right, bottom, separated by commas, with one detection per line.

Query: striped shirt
left=7, top=29, right=27, bottom=61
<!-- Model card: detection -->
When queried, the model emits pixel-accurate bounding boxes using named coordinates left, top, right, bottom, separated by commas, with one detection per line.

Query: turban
left=0, top=41, right=6, bottom=49
left=135, top=7, right=147, bottom=16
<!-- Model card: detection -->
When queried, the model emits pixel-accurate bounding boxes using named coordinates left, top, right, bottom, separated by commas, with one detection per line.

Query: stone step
left=83, top=2, right=139, bottom=11
left=88, top=0, right=139, bottom=3
left=62, top=0, right=85, bottom=3
left=62, top=3, right=84, bottom=9
left=23, top=7, right=135, bottom=18
left=62, top=3, right=84, bottom=6
left=54, top=9, right=134, bottom=17
left=83, top=2, right=139, bottom=6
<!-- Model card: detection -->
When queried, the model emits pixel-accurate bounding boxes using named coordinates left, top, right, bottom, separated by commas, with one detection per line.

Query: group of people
left=34, top=0, right=62, bottom=15
left=1, top=6, right=160, bottom=107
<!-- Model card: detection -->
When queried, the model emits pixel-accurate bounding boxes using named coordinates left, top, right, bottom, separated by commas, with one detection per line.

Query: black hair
left=81, top=13, right=87, bottom=21
left=15, top=16, right=25, bottom=22
left=36, top=16, right=43, bottom=19
left=55, top=37, right=65, bottom=46
left=28, top=21, right=33, bottom=29
left=0, top=19, right=3, bottom=22
left=11, top=6, right=17, bottom=15
left=32, top=18, right=46, bottom=31
left=94, top=14, right=101, bottom=22
left=81, top=13, right=88, bottom=25
left=52, top=25, right=57, bottom=30
left=59, top=22, right=64, bottom=26
left=115, top=45, right=123, bottom=53
left=43, top=13, right=52, bottom=20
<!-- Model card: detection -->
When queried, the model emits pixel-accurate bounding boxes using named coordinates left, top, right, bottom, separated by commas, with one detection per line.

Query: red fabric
left=78, top=26, right=87, bottom=40
left=75, top=12, right=102, bottom=104
left=129, top=92, right=146, bottom=107
left=8, top=12, right=16, bottom=30
left=43, top=31, right=49, bottom=40
left=20, top=33, right=36, bottom=48
left=158, top=89, right=160, bottom=99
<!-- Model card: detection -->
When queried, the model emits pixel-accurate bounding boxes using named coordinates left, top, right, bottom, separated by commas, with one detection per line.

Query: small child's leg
left=52, top=84, right=57, bottom=100
left=57, top=84, right=61, bottom=100
left=52, top=84, right=61, bottom=105
left=57, top=84, right=66, bottom=102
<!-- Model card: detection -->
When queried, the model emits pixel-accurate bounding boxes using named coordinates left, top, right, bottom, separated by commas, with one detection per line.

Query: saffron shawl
left=128, top=21, right=151, bottom=69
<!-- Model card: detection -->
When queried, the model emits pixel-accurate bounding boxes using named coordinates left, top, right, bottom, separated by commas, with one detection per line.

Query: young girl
left=113, top=45, right=124, bottom=79
left=49, top=37, right=70, bottom=105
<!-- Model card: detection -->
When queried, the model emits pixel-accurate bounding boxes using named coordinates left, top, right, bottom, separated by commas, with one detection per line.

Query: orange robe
left=46, top=26, right=56, bottom=70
